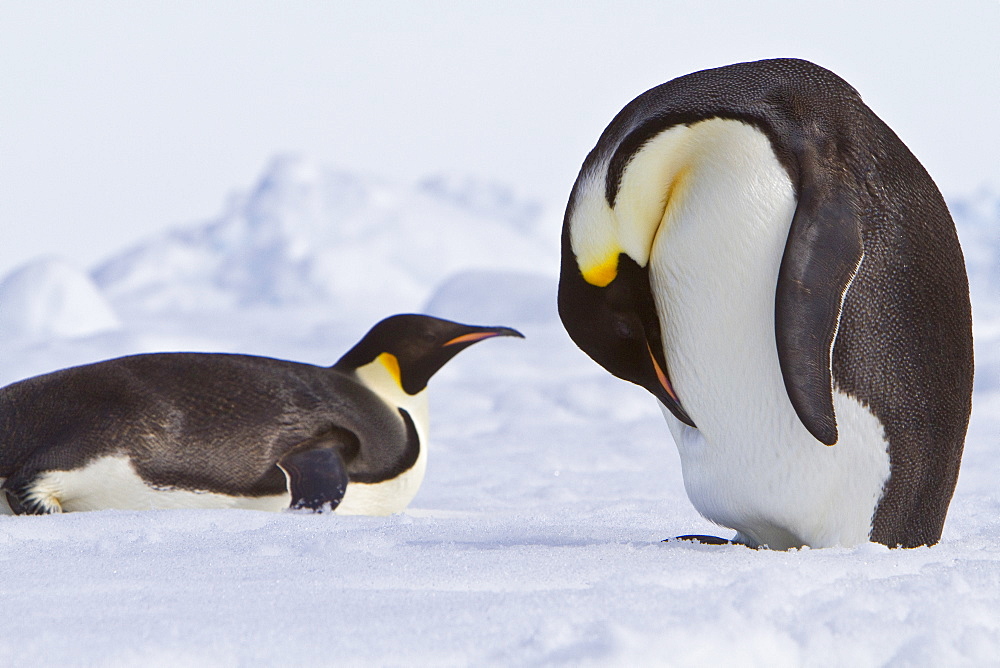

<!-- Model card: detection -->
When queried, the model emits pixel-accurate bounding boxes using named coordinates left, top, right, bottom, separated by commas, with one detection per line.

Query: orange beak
left=647, top=342, right=681, bottom=404
left=444, top=332, right=499, bottom=346
left=443, top=327, right=523, bottom=347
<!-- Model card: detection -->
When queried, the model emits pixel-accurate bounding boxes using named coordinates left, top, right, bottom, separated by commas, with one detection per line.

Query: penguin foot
left=668, top=534, right=738, bottom=545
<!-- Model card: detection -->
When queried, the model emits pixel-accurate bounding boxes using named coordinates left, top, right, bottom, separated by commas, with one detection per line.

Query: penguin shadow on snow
left=0, top=314, right=523, bottom=516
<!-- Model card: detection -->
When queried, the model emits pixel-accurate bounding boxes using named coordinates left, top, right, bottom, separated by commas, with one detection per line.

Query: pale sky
left=2, top=1, right=998, bottom=277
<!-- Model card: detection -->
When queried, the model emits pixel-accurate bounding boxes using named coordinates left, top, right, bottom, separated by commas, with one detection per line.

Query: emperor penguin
left=558, top=58, right=974, bottom=549
left=0, top=314, right=522, bottom=515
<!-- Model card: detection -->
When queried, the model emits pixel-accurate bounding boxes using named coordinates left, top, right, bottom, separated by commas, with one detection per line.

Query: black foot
left=668, top=534, right=737, bottom=545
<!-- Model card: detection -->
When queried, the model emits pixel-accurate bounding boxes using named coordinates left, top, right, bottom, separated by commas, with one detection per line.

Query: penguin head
left=559, top=246, right=694, bottom=427
left=558, top=148, right=695, bottom=428
left=335, top=314, right=524, bottom=395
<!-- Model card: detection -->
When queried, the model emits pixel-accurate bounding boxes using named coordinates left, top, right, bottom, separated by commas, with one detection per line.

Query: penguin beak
left=647, top=342, right=680, bottom=404
left=443, top=327, right=524, bottom=347
left=647, top=342, right=696, bottom=427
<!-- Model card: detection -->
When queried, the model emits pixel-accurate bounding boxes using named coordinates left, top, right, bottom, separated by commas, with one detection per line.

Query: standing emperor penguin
left=558, top=58, right=973, bottom=549
left=0, top=314, right=522, bottom=515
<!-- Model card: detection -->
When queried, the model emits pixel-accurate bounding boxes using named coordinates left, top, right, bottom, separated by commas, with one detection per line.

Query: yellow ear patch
left=581, top=251, right=620, bottom=287
left=378, top=353, right=402, bottom=387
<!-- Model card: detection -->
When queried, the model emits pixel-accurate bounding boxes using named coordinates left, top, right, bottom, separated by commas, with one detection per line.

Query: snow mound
left=424, top=270, right=558, bottom=327
left=0, top=257, right=120, bottom=343
left=93, top=155, right=557, bottom=321
left=418, top=175, right=542, bottom=234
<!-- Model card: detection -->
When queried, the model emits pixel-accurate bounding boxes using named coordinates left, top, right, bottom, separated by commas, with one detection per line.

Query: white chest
left=335, top=357, right=431, bottom=515
left=643, top=119, right=890, bottom=549
left=333, top=397, right=430, bottom=516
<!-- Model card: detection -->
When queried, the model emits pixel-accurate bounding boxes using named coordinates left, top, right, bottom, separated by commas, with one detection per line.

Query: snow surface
left=1, top=159, right=998, bottom=666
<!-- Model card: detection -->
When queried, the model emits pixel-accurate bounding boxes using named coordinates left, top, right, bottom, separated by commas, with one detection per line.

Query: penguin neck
left=351, top=353, right=429, bottom=424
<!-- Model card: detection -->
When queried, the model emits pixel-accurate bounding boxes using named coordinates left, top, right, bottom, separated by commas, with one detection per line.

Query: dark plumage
left=1, top=314, right=522, bottom=514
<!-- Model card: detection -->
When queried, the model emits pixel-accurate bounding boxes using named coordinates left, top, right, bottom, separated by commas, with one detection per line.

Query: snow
left=0, top=257, right=121, bottom=344
left=1, top=158, right=998, bottom=665
left=91, top=155, right=557, bottom=322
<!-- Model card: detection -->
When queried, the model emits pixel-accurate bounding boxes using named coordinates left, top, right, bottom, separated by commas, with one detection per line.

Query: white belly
left=4, top=456, right=290, bottom=513
left=646, top=119, right=890, bottom=549
left=1, top=439, right=429, bottom=517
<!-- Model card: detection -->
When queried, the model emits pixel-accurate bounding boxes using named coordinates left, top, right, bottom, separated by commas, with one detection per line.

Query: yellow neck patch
left=581, top=251, right=621, bottom=287
left=378, top=353, right=403, bottom=387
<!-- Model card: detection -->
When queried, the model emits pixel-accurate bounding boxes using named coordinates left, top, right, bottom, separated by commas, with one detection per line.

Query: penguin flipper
left=775, top=163, right=864, bottom=446
left=277, top=430, right=354, bottom=512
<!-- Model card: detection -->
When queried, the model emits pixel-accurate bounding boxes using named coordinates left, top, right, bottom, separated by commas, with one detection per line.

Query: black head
left=335, top=314, right=524, bottom=394
left=558, top=243, right=694, bottom=427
